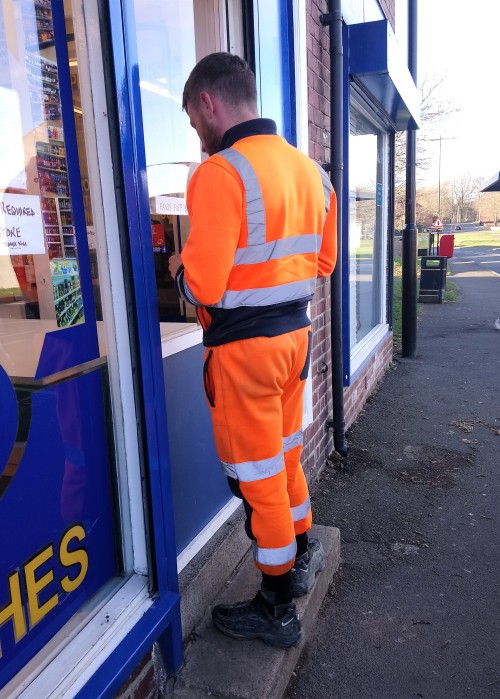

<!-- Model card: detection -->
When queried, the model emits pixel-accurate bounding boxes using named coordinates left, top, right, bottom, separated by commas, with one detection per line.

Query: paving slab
left=172, top=524, right=340, bottom=699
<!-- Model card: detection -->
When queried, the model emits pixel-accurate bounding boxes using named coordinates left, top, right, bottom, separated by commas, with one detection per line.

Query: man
left=169, top=52, right=337, bottom=648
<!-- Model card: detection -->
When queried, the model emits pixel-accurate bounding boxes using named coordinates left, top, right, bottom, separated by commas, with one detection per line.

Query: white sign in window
left=0, top=193, right=45, bottom=255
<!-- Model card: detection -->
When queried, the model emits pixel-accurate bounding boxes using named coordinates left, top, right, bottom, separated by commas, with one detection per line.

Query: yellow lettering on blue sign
left=24, top=545, right=59, bottom=629
left=0, top=523, right=89, bottom=657
left=0, top=572, right=28, bottom=658
left=60, top=524, right=88, bottom=593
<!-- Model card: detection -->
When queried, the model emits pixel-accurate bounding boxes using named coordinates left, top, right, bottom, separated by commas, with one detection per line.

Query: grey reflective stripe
left=283, top=429, right=304, bottom=453
left=221, top=451, right=284, bottom=483
left=252, top=540, right=297, bottom=566
left=234, top=234, right=322, bottom=266
left=291, top=497, right=311, bottom=522
left=314, top=161, right=333, bottom=213
left=218, top=148, right=266, bottom=246
left=214, top=277, right=316, bottom=309
left=179, top=270, right=202, bottom=306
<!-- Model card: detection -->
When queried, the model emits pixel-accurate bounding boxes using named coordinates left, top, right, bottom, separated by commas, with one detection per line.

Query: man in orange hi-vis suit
left=169, top=53, right=336, bottom=648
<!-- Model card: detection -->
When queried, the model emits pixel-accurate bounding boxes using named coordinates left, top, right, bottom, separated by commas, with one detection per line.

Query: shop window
left=347, top=94, right=389, bottom=374
left=132, top=0, right=247, bottom=325
left=132, top=0, right=295, bottom=327
left=0, top=0, right=147, bottom=690
left=253, top=0, right=295, bottom=144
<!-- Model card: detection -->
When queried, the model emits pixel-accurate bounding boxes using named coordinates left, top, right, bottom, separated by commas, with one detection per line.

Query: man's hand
left=168, top=254, right=182, bottom=279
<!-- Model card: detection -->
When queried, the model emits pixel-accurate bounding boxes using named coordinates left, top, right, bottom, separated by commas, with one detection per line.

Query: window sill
left=160, top=321, right=202, bottom=358
left=5, top=575, right=163, bottom=699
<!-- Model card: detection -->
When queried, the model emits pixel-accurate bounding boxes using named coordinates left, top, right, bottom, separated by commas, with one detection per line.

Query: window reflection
left=0, top=1, right=84, bottom=331
left=133, top=0, right=201, bottom=321
left=349, top=103, right=386, bottom=347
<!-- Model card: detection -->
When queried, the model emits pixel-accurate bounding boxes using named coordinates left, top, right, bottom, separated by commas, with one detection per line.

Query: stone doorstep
left=172, top=525, right=341, bottom=699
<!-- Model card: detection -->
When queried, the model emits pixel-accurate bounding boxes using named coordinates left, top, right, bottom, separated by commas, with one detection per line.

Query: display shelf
left=54, top=284, right=81, bottom=303
left=67, top=304, right=83, bottom=325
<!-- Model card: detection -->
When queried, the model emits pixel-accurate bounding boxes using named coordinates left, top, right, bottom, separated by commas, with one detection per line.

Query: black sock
left=261, top=570, right=293, bottom=607
left=296, top=532, right=309, bottom=559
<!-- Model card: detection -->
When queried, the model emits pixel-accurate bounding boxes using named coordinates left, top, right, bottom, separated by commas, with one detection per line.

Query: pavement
left=286, top=242, right=500, bottom=698
left=170, top=239, right=500, bottom=698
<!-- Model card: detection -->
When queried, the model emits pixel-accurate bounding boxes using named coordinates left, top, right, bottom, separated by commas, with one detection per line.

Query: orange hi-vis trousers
left=202, top=326, right=313, bottom=576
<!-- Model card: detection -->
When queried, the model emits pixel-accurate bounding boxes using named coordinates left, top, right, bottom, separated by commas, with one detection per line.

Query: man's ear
left=199, top=91, right=215, bottom=118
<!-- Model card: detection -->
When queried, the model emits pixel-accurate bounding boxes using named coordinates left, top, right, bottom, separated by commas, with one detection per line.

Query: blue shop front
left=0, top=0, right=298, bottom=695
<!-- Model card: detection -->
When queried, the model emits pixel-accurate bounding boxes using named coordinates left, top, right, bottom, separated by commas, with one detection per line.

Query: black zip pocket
left=203, top=349, right=216, bottom=407
left=300, top=331, right=313, bottom=380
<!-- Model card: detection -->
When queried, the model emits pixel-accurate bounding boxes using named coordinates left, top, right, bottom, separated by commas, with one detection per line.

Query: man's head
left=183, top=52, right=259, bottom=155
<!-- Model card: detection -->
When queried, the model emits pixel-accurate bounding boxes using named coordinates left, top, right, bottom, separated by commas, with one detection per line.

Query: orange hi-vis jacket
left=176, top=119, right=337, bottom=346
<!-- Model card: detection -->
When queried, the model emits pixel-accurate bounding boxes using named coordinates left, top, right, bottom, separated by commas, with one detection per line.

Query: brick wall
left=301, top=0, right=334, bottom=482
left=306, top=0, right=331, bottom=165
left=302, top=0, right=394, bottom=482
left=114, top=645, right=166, bottom=699
left=343, top=334, right=393, bottom=430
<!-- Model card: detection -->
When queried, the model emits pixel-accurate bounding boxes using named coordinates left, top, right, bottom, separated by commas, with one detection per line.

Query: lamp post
left=438, top=135, right=442, bottom=217
left=428, top=135, right=456, bottom=223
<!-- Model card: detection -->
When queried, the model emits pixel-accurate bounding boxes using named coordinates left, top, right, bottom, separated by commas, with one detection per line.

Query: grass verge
left=452, top=231, right=500, bottom=248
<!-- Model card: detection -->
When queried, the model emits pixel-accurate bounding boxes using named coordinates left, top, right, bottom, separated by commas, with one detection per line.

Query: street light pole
left=438, top=135, right=441, bottom=217
left=429, top=135, right=456, bottom=222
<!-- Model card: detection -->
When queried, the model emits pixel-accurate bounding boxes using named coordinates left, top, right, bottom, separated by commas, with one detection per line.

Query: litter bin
left=418, top=256, right=447, bottom=303
left=438, top=234, right=455, bottom=258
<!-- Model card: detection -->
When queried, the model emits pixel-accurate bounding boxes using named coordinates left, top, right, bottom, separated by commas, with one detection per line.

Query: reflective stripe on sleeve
left=291, top=496, right=311, bottom=522
left=218, top=148, right=266, bottom=246
left=214, top=277, right=316, bottom=309
left=283, top=429, right=304, bottom=453
left=313, top=161, right=333, bottom=213
left=177, top=267, right=203, bottom=307
left=234, top=234, right=322, bottom=266
left=221, top=451, right=285, bottom=482
left=252, top=540, right=297, bottom=566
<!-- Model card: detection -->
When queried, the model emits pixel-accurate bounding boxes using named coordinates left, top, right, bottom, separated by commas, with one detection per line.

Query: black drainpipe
left=401, top=0, right=418, bottom=357
left=321, top=0, right=348, bottom=457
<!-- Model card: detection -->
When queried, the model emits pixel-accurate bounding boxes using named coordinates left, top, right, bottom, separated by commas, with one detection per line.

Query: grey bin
left=418, top=256, right=447, bottom=303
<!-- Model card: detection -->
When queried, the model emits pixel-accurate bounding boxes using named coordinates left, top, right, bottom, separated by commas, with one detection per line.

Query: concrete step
left=172, top=524, right=340, bottom=699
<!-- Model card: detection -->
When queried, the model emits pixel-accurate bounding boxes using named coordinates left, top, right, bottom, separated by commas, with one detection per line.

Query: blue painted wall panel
left=163, top=346, right=232, bottom=555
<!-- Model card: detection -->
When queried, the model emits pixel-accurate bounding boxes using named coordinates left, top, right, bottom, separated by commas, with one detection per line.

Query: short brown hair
left=182, top=52, right=257, bottom=112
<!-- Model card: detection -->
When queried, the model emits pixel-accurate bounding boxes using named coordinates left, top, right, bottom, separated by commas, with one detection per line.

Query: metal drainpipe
left=401, top=0, right=418, bottom=357
left=321, top=0, right=348, bottom=457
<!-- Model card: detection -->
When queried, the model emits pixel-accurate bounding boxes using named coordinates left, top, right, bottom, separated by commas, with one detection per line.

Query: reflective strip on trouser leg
left=284, top=430, right=311, bottom=527
left=204, top=330, right=311, bottom=575
left=291, top=496, right=311, bottom=523
left=282, top=379, right=312, bottom=535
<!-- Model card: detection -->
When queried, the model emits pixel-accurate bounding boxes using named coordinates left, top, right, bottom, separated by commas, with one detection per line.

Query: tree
left=470, top=189, right=500, bottom=223
left=451, top=173, right=483, bottom=222
left=394, top=73, right=460, bottom=229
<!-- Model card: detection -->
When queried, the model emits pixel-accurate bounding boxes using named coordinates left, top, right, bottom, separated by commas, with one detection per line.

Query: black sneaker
left=211, top=591, right=303, bottom=648
left=291, top=538, right=326, bottom=597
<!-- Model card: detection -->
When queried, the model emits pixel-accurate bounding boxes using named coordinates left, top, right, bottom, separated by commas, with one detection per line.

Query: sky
left=417, top=0, right=500, bottom=187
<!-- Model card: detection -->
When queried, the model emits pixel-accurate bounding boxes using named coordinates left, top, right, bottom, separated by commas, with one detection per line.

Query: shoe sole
left=212, top=619, right=304, bottom=648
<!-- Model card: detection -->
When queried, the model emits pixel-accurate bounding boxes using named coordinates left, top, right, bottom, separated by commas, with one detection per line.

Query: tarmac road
left=286, top=247, right=500, bottom=699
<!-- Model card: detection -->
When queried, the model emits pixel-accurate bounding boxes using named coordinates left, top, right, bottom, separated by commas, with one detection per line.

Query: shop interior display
left=23, top=0, right=84, bottom=327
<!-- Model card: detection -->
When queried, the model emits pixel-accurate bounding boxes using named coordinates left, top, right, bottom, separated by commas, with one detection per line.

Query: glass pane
left=0, top=1, right=120, bottom=685
left=134, top=0, right=200, bottom=322
left=132, top=0, right=248, bottom=323
left=254, top=0, right=285, bottom=137
left=0, top=2, right=85, bottom=335
left=348, top=105, right=385, bottom=347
